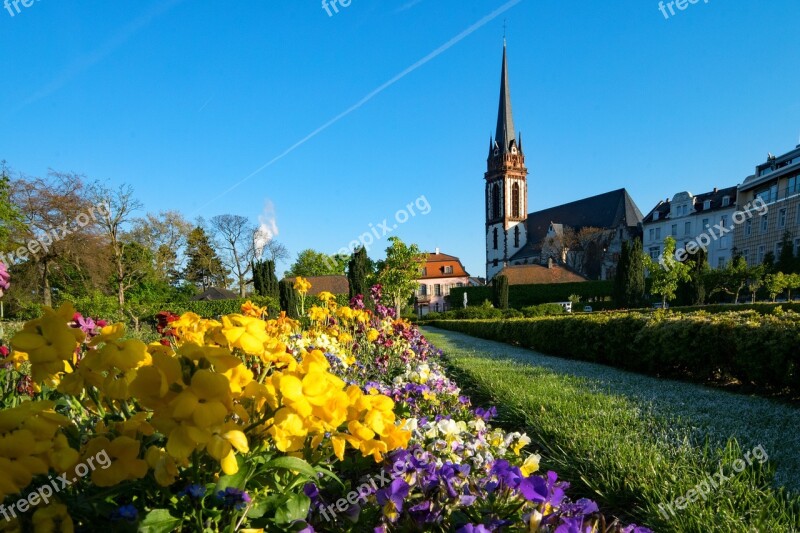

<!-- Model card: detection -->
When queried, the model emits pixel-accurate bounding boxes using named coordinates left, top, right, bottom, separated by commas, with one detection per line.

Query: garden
left=0, top=276, right=652, bottom=532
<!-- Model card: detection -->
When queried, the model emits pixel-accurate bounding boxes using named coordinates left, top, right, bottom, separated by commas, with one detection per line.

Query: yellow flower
left=31, top=503, right=73, bottom=533
left=145, top=446, right=179, bottom=487
left=520, top=454, right=541, bottom=477
left=241, top=301, right=268, bottom=318
left=317, top=291, right=335, bottom=304
left=220, top=315, right=270, bottom=357
left=366, top=329, right=380, bottom=342
left=83, top=436, right=148, bottom=487
left=293, top=276, right=312, bottom=295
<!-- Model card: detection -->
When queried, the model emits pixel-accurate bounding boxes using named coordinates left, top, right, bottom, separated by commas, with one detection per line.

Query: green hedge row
left=448, top=281, right=613, bottom=310
left=427, top=310, right=800, bottom=392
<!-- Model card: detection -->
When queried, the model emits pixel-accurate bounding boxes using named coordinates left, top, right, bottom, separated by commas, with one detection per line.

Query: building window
left=684, top=221, right=691, bottom=235
left=421, top=267, right=427, bottom=276
left=702, top=218, right=709, bottom=230
left=649, top=228, right=655, bottom=241
left=743, top=249, right=749, bottom=265
left=745, top=219, right=752, bottom=236
left=419, top=284, right=427, bottom=296
left=794, top=239, right=800, bottom=257
left=649, top=247, right=660, bottom=261
left=722, top=196, right=731, bottom=207
left=757, top=245, right=766, bottom=264
left=443, top=266, right=453, bottom=274
left=779, top=208, right=787, bottom=228
left=775, top=243, right=782, bottom=260
left=653, top=211, right=659, bottom=221
left=703, top=200, right=711, bottom=210
left=761, top=214, right=769, bottom=233
left=720, top=215, right=728, bottom=229
left=514, top=226, right=520, bottom=247
left=492, top=259, right=498, bottom=267
left=718, top=257, right=725, bottom=269
left=491, top=184, right=500, bottom=219
left=456, top=282, right=464, bottom=287
left=434, top=284, right=442, bottom=296
left=512, top=182, right=520, bottom=218
left=671, top=224, right=677, bottom=237
left=493, top=228, right=498, bottom=250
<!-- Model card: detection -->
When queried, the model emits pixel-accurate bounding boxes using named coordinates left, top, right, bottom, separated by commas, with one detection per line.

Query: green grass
left=422, top=327, right=800, bottom=533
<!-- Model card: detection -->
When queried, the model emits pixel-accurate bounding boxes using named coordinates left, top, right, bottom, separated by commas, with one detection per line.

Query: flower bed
left=0, top=281, right=649, bottom=532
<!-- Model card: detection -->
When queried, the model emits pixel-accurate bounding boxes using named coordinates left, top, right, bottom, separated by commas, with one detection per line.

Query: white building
left=642, top=187, right=738, bottom=270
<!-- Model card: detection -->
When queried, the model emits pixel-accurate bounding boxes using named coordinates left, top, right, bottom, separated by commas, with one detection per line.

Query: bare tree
left=90, top=183, right=143, bottom=307
left=262, top=238, right=290, bottom=264
left=209, top=214, right=260, bottom=297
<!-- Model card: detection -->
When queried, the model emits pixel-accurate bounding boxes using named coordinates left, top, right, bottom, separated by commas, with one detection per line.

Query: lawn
left=422, top=327, right=800, bottom=532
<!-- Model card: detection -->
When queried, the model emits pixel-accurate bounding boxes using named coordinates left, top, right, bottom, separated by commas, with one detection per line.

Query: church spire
left=494, top=41, right=516, bottom=154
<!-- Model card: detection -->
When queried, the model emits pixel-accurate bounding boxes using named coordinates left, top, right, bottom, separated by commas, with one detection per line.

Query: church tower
left=486, top=41, right=528, bottom=280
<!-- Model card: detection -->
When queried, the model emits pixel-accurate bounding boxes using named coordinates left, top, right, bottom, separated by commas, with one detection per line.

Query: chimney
left=713, top=187, right=718, bottom=193
left=435, top=247, right=440, bottom=255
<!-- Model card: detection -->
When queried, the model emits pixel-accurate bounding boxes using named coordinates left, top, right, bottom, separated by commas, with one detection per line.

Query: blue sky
left=2, top=0, right=799, bottom=278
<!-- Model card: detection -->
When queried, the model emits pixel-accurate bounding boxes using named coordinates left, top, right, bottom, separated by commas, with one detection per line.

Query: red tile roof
left=498, top=264, right=587, bottom=285
left=420, top=253, right=470, bottom=280
left=283, top=276, right=349, bottom=295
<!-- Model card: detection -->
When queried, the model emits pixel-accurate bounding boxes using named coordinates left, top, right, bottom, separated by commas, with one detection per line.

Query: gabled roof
left=510, top=188, right=643, bottom=260
left=498, top=264, right=587, bottom=285
left=192, top=287, right=239, bottom=301
left=283, top=276, right=349, bottom=296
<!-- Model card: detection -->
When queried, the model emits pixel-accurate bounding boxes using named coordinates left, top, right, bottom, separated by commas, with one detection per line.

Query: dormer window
left=653, top=211, right=659, bottom=221
left=722, top=196, right=731, bottom=207
left=703, top=200, right=711, bottom=210
left=444, top=266, right=453, bottom=274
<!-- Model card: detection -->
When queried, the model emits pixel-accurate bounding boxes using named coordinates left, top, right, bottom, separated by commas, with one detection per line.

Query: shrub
left=521, top=303, right=565, bottom=318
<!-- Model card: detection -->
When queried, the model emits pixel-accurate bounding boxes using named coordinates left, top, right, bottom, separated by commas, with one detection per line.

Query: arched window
left=514, top=226, right=520, bottom=247
left=512, top=182, right=520, bottom=218
left=493, top=228, right=498, bottom=250
left=491, top=184, right=500, bottom=219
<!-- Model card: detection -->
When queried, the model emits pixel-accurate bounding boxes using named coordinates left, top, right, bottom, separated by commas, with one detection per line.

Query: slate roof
left=494, top=43, right=516, bottom=154
left=283, top=275, right=349, bottom=296
left=642, top=186, right=738, bottom=223
left=510, top=188, right=644, bottom=260
left=192, top=287, right=239, bottom=301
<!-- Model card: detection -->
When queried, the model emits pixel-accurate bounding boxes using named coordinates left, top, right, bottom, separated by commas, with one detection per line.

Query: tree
left=347, top=247, right=372, bottom=299
left=184, top=226, right=229, bottom=290
left=764, top=272, right=787, bottom=302
left=286, top=249, right=347, bottom=278
left=278, top=279, right=299, bottom=318
left=262, top=239, right=290, bottom=264
left=614, top=239, right=646, bottom=308
left=210, top=215, right=260, bottom=297
left=493, top=275, right=509, bottom=309
left=707, top=255, right=749, bottom=304
left=680, top=247, right=708, bottom=306
left=90, top=183, right=143, bottom=307
left=746, top=265, right=766, bottom=303
left=645, top=237, right=691, bottom=307
left=130, top=211, right=192, bottom=284
left=0, top=161, right=25, bottom=253
left=784, top=273, right=800, bottom=301
left=375, top=237, right=426, bottom=317
left=252, top=259, right=279, bottom=298
left=762, top=251, right=776, bottom=271
left=776, top=231, right=797, bottom=274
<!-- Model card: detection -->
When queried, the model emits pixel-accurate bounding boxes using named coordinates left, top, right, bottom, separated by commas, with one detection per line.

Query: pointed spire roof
left=494, top=41, right=516, bottom=154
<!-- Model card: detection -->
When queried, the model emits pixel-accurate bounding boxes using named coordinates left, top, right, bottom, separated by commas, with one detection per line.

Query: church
left=485, top=43, right=644, bottom=281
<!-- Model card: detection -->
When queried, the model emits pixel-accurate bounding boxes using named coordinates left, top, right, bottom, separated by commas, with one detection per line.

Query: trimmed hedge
left=449, top=281, right=613, bottom=310
left=427, top=309, right=800, bottom=392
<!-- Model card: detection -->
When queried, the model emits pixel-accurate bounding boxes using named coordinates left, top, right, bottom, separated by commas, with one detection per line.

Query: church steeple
left=494, top=41, right=517, bottom=154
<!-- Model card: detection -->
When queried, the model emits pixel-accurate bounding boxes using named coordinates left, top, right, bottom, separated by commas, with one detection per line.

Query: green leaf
left=263, top=456, right=317, bottom=478
left=215, top=455, right=250, bottom=491
left=273, top=493, right=311, bottom=524
left=138, top=509, right=183, bottom=533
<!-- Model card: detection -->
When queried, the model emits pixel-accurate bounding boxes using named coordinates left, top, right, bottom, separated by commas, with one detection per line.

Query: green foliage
left=184, top=226, right=229, bottom=290
left=521, top=303, right=565, bottom=317
left=677, top=247, right=708, bottom=306
left=375, top=237, right=426, bottom=316
left=645, top=237, right=692, bottom=306
left=428, top=310, right=800, bottom=393
left=252, top=259, right=279, bottom=298
left=777, top=231, right=798, bottom=274
left=493, top=275, right=509, bottom=310
left=706, top=255, right=750, bottom=303
left=613, top=239, right=646, bottom=308
left=449, top=281, right=613, bottom=310
left=286, top=249, right=346, bottom=277
left=0, top=164, right=25, bottom=253
left=347, top=247, right=372, bottom=299
left=278, top=279, right=299, bottom=318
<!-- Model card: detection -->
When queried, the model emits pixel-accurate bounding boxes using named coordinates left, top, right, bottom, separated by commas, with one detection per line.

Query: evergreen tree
left=614, top=240, right=646, bottom=308
left=493, top=275, right=509, bottom=309
left=278, top=279, right=299, bottom=318
left=347, top=247, right=372, bottom=299
left=683, top=248, right=708, bottom=306
left=184, top=226, right=228, bottom=290
left=776, top=231, right=796, bottom=274
left=253, top=259, right=279, bottom=298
